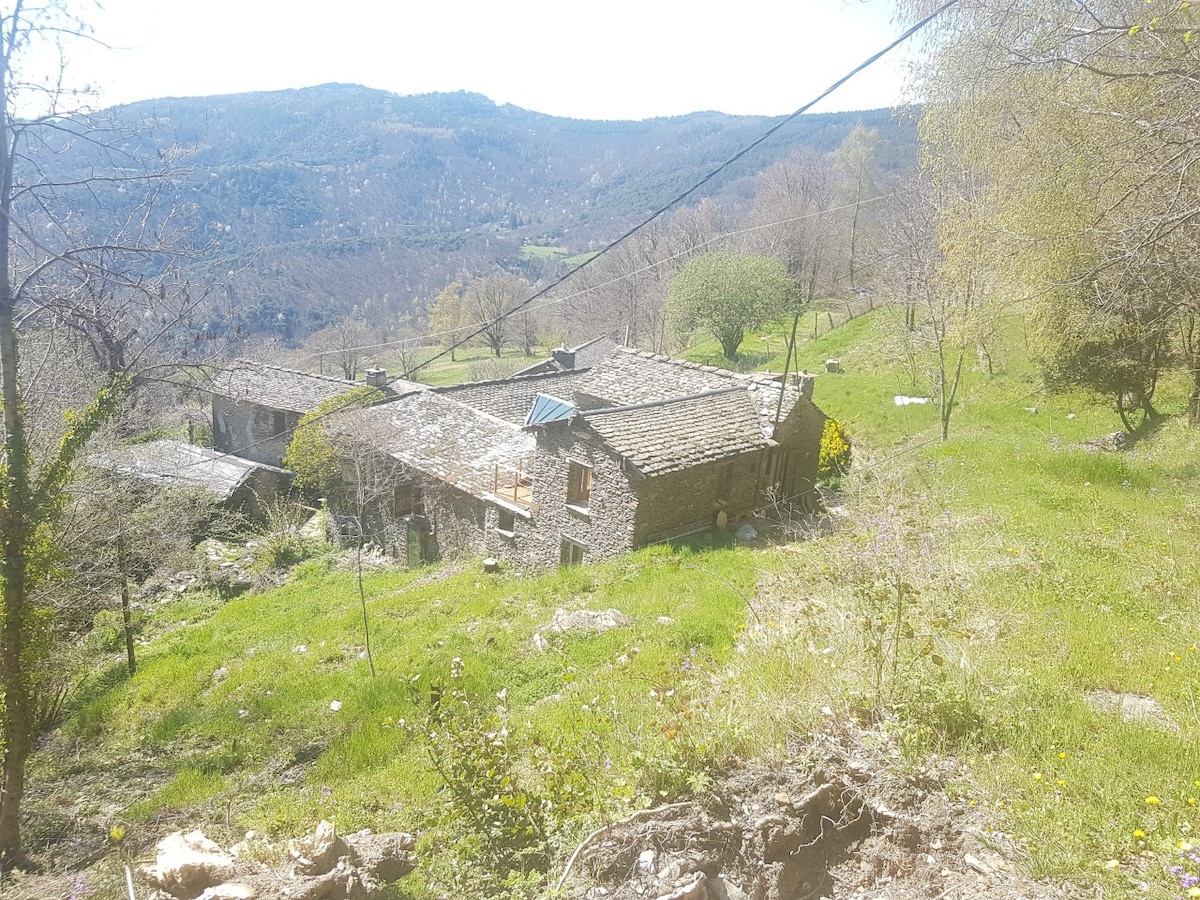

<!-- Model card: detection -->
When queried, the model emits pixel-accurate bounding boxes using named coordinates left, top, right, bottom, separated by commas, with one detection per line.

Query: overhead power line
left=165, top=1, right=962, bottom=473
left=399, top=0, right=961, bottom=379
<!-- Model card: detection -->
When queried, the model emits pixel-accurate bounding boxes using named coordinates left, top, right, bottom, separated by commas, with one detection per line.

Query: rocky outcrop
left=143, top=821, right=415, bottom=900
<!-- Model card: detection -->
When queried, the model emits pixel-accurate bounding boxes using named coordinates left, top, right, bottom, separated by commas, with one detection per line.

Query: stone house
left=205, top=360, right=422, bottom=467
left=87, top=439, right=294, bottom=521
left=333, top=347, right=826, bottom=568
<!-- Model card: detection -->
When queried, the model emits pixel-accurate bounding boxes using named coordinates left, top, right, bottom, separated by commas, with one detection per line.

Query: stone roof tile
left=435, top=370, right=587, bottom=425
left=346, top=392, right=534, bottom=501
left=582, top=388, right=772, bottom=477
left=205, top=360, right=423, bottom=414
left=577, top=347, right=806, bottom=438
left=88, top=440, right=290, bottom=500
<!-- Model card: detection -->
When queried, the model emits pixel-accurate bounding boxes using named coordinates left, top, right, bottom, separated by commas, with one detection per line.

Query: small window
left=272, top=410, right=288, bottom=437
left=566, top=461, right=592, bottom=507
left=497, top=509, right=515, bottom=534
left=394, top=483, right=423, bottom=517
left=560, top=537, right=586, bottom=567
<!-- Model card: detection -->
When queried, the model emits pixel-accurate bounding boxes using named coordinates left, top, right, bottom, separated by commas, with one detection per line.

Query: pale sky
left=54, top=0, right=914, bottom=120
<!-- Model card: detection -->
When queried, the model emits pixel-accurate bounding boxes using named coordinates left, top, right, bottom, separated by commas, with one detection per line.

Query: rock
left=655, top=873, right=708, bottom=900
left=532, top=631, right=549, bottom=652
left=345, top=830, right=416, bottom=883
left=197, top=885, right=256, bottom=900
left=142, top=830, right=236, bottom=899
left=482, top=557, right=499, bottom=573
left=212, top=667, right=229, bottom=683
left=734, top=524, right=757, bottom=542
left=547, top=608, right=632, bottom=634
left=825, top=359, right=842, bottom=373
left=773, top=792, right=792, bottom=807
left=656, top=616, right=676, bottom=625
left=288, top=820, right=349, bottom=877
left=636, top=848, right=657, bottom=875
left=964, top=853, right=991, bottom=875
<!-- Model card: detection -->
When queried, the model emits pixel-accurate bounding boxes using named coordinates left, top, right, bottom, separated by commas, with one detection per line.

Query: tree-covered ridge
left=42, top=85, right=915, bottom=342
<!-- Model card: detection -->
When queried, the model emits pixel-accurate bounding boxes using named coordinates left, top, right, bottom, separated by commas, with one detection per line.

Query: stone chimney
left=791, top=370, right=815, bottom=400
left=550, top=347, right=576, bottom=370
left=364, top=368, right=388, bottom=388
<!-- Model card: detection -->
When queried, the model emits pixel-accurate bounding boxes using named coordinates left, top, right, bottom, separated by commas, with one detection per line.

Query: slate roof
left=205, top=360, right=424, bottom=414
left=435, top=370, right=587, bottom=425
left=581, top=389, right=773, bottom=477
left=510, top=335, right=619, bottom=377
left=88, top=440, right=290, bottom=501
left=576, top=347, right=806, bottom=438
left=346, top=392, right=535, bottom=501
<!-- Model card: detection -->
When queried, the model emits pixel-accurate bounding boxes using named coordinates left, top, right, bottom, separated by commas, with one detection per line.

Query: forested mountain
left=56, top=84, right=914, bottom=342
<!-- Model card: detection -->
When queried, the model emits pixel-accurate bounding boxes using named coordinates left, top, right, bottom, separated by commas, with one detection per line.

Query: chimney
left=550, top=347, right=576, bottom=370
left=791, top=370, right=815, bottom=400
left=364, top=367, right=388, bottom=388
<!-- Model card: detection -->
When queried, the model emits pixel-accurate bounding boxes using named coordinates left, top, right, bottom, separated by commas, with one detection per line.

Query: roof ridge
left=611, top=346, right=782, bottom=386
left=580, top=385, right=748, bottom=417
left=231, top=358, right=359, bottom=387
left=434, top=368, right=585, bottom=393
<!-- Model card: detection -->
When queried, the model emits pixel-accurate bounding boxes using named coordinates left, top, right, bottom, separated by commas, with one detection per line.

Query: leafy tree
left=425, top=281, right=465, bottom=362
left=903, top=0, right=1200, bottom=426
left=833, top=125, right=881, bottom=291
left=665, top=251, right=795, bottom=360
left=283, top=387, right=384, bottom=498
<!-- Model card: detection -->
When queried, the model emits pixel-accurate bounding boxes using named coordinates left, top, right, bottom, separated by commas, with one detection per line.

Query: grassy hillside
left=25, top=305, right=1200, bottom=898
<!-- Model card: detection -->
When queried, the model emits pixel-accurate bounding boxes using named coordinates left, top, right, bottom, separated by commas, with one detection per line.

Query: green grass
left=375, top=344, right=546, bottom=387
left=38, top=301, right=1200, bottom=897
left=519, top=244, right=568, bottom=260
left=50, top=544, right=760, bottom=844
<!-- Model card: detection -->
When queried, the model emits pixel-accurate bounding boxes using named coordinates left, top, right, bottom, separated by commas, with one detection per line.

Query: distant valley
left=56, top=84, right=914, bottom=342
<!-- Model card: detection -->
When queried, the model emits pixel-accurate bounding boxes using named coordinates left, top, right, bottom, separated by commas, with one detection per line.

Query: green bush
left=817, top=417, right=852, bottom=481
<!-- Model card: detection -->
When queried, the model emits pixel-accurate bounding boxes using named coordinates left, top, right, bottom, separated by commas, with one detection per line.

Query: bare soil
left=561, top=723, right=1095, bottom=900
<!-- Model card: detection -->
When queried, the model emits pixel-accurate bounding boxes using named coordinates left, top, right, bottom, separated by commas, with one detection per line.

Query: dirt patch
left=1084, top=690, right=1179, bottom=732
left=560, top=726, right=1089, bottom=900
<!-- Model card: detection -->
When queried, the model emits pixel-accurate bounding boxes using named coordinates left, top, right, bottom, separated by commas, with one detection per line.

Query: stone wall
left=633, top=453, right=768, bottom=544
left=212, top=397, right=298, bottom=468
left=483, top=421, right=638, bottom=568
left=771, top=397, right=826, bottom=504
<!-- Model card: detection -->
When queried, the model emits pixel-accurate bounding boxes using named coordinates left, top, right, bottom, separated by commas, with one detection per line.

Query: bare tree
left=0, top=4, right=215, bottom=866
left=462, top=273, right=530, bottom=357
left=306, top=317, right=375, bottom=379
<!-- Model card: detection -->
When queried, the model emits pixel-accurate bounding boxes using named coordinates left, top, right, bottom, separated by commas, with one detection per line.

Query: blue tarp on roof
left=524, top=393, right=574, bottom=427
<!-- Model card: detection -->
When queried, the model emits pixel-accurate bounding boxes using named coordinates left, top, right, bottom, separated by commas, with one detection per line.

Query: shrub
left=818, top=417, right=852, bottom=481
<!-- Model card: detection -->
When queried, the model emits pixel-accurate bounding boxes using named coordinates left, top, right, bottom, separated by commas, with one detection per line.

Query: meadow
left=29, top=303, right=1200, bottom=898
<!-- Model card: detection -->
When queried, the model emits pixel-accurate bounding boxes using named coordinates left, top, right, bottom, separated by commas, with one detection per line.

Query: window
left=560, top=537, right=586, bottom=566
left=566, top=460, right=592, bottom=507
left=272, top=410, right=288, bottom=437
left=497, top=509, right=515, bottom=534
left=393, top=483, right=423, bottom=517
